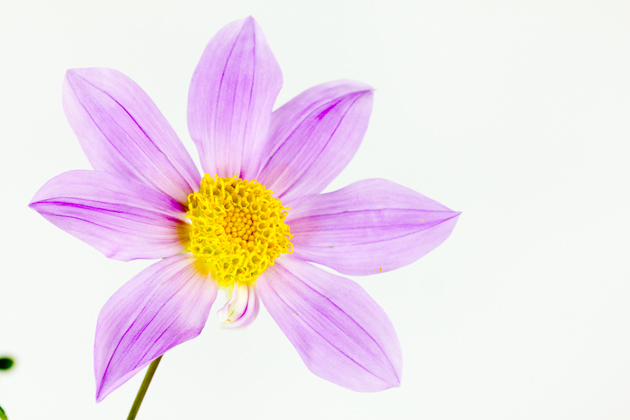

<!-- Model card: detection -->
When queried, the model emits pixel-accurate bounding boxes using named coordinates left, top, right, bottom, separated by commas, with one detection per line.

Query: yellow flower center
left=185, top=174, right=292, bottom=288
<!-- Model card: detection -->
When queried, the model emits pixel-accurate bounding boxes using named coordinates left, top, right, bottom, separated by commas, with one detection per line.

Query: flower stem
left=126, top=355, right=162, bottom=420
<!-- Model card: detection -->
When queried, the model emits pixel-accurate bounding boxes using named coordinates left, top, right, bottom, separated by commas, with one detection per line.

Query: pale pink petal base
left=258, top=256, right=402, bottom=391
left=94, top=254, right=217, bottom=402
left=286, top=178, right=461, bottom=275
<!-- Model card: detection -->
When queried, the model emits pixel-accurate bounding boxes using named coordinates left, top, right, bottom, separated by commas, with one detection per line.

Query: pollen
left=185, top=174, right=293, bottom=288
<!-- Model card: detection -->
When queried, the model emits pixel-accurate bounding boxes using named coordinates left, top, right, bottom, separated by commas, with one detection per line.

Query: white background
left=1, top=1, right=629, bottom=419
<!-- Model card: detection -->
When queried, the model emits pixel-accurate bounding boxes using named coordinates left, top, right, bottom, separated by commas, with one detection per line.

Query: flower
left=30, top=16, right=460, bottom=401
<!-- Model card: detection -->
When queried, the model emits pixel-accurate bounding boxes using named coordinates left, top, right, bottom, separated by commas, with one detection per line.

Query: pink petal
left=258, top=256, right=402, bottom=391
left=30, top=170, right=189, bottom=261
left=63, top=68, right=200, bottom=204
left=286, top=178, right=460, bottom=276
left=94, top=254, right=217, bottom=402
left=257, top=80, right=373, bottom=202
left=188, top=16, right=282, bottom=180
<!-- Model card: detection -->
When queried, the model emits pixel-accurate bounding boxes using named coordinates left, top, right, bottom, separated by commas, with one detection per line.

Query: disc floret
left=185, top=174, right=293, bottom=287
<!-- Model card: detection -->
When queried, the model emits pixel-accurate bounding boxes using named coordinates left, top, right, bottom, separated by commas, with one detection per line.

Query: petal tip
left=65, top=67, right=121, bottom=85
left=361, top=85, right=375, bottom=94
left=95, top=376, right=112, bottom=403
left=230, top=15, right=257, bottom=32
left=356, top=88, right=375, bottom=105
left=367, top=366, right=402, bottom=392
left=450, top=210, right=462, bottom=221
left=95, top=389, right=105, bottom=403
left=65, top=68, right=88, bottom=83
left=344, top=79, right=375, bottom=93
left=65, top=68, right=78, bottom=77
left=391, top=372, right=402, bottom=388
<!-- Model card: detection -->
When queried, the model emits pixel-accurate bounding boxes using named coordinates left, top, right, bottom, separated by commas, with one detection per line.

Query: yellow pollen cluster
left=185, top=174, right=293, bottom=288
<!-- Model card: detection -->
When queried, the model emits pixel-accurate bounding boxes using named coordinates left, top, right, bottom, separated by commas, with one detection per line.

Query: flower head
left=30, top=16, right=460, bottom=401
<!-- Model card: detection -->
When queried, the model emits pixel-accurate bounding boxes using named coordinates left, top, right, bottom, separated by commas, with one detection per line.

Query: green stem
left=127, top=355, right=163, bottom=420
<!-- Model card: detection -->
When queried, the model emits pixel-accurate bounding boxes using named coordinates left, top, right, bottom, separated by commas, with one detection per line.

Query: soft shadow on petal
left=30, top=170, right=190, bottom=261
left=258, top=256, right=402, bottom=391
left=94, top=254, right=217, bottom=402
left=286, top=178, right=460, bottom=276
left=188, top=16, right=282, bottom=180
left=257, top=80, right=373, bottom=202
left=63, top=68, right=200, bottom=204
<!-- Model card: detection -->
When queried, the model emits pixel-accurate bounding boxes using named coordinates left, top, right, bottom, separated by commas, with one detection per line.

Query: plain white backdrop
left=1, top=0, right=629, bottom=419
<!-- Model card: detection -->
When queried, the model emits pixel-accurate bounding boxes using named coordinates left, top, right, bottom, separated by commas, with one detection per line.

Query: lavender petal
left=257, top=80, right=373, bottom=201
left=30, top=170, right=190, bottom=261
left=286, top=178, right=460, bottom=275
left=94, top=254, right=217, bottom=401
left=188, top=16, right=282, bottom=180
left=258, top=256, right=402, bottom=391
left=63, top=68, right=200, bottom=204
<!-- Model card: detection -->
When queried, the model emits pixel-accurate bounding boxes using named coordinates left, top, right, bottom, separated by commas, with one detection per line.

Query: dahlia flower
left=30, top=16, right=460, bottom=402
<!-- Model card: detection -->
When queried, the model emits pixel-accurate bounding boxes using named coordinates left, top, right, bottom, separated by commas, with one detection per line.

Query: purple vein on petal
left=100, top=279, right=187, bottom=378
left=95, top=254, right=217, bottom=402
left=262, top=267, right=396, bottom=384
left=286, top=178, right=460, bottom=275
left=267, top=93, right=362, bottom=198
left=64, top=68, right=200, bottom=204
left=188, top=16, right=282, bottom=180
left=30, top=170, right=190, bottom=261
left=258, top=256, right=402, bottom=392
left=257, top=80, right=373, bottom=202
